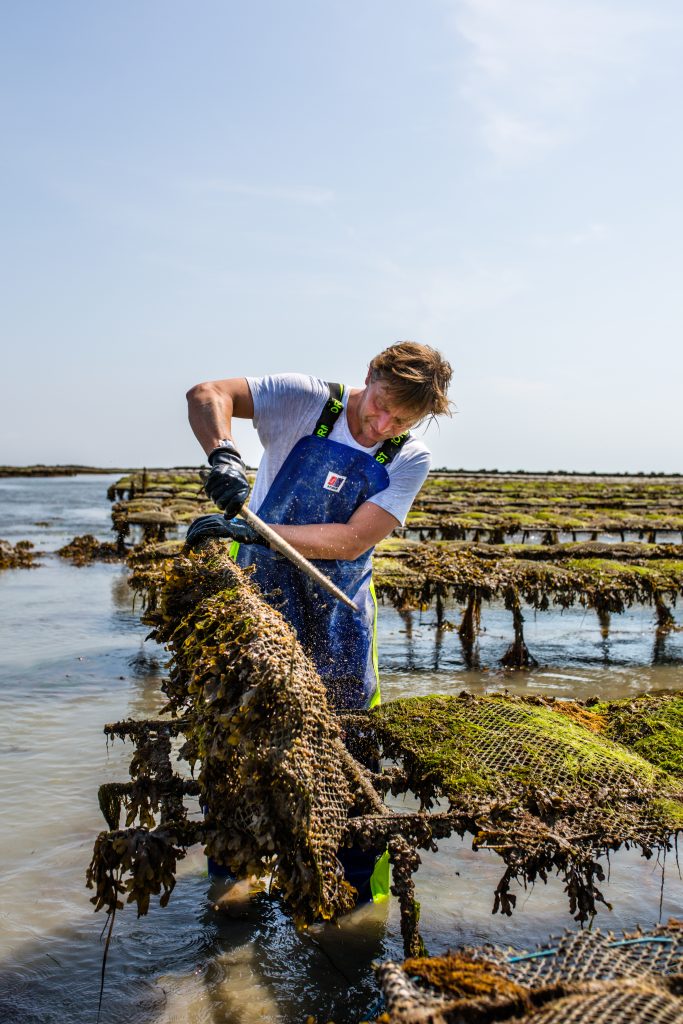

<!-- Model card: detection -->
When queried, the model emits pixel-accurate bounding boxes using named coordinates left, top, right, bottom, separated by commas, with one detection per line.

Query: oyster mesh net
left=376, top=924, right=683, bottom=1024
left=149, top=548, right=363, bottom=922
left=370, top=693, right=683, bottom=854
left=89, top=545, right=360, bottom=924
left=90, top=544, right=683, bottom=950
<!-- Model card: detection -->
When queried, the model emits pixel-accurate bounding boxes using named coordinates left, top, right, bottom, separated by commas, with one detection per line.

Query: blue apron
left=235, top=386, right=407, bottom=710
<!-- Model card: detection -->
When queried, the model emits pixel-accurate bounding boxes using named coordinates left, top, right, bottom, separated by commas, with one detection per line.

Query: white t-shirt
left=246, top=373, right=431, bottom=526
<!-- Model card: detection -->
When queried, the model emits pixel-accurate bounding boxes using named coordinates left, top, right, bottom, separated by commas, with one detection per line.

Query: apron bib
left=234, top=384, right=408, bottom=710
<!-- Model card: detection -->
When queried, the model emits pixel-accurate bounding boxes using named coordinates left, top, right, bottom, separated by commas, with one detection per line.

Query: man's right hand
left=204, top=442, right=250, bottom=517
left=186, top=513, right=265, bottom=548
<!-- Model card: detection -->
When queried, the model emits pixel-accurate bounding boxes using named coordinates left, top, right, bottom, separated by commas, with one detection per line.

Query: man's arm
left=186, top=378, right=253, bottom=517
left=268, top=501, right=400, bottom=561
left=187, top=375, right=401, bottom=558
left=186, top=378, right=254, bottom=456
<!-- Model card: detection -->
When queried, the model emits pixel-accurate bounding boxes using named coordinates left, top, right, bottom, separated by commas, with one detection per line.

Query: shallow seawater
left=0, top=476, right=682, bottom=1024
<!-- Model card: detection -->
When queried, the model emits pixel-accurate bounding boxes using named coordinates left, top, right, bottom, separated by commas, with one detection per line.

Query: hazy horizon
left=4, top=461, right=683, bottom=478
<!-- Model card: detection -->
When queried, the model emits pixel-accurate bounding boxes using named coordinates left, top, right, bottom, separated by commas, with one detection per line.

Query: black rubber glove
left=204, top=442, right=250, bottom=517
left=186, top=514, right=265, bottom=549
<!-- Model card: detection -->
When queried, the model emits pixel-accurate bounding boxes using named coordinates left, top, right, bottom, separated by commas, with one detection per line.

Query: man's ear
left=364, top=368, right=371, bottom=386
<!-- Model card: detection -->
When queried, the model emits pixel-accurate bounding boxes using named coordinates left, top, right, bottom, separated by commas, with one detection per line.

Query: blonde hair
left=369, top=341, right=452, bottom=419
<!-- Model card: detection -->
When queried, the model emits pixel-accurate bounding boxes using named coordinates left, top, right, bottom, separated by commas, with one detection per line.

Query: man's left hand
left=185, top=514, right=266, bottom=548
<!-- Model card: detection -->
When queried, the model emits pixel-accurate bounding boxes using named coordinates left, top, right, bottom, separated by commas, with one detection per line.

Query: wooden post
left=458, top=590, right=482, bottom=667
left=501, top=588, right=537, bottom=669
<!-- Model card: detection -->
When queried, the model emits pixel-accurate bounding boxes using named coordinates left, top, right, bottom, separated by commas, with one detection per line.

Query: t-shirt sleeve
left=367, top=445, right=431, bottom=526
left=246, top=373, right=329, bottom=448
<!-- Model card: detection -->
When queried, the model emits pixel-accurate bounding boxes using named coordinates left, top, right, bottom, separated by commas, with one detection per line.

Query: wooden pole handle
left=239, top=507, right=360, bottom=613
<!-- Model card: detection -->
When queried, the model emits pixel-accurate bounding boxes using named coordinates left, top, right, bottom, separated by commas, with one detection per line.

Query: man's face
left=355, top=375, right=421, bottom=446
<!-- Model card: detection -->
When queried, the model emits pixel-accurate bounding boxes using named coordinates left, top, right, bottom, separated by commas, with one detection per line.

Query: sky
left=1, top=0, right=682, bottom=472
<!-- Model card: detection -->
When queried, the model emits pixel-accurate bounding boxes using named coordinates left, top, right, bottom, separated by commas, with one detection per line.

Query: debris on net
left=88, top=543, right=360, bottom=927
left=0, top=539, right=39, bottom=570
left=150, top=547, right=358, bottom=923
left=590, top=693, right=683, bottom=779
left=375, top=923, right=683, bottom=1024
left=354, top=692, right=683, bottom=921
left=88, top=824, right=192, bottom=919
left=376, top=952, right=533, bottom=1023
left=373, top=542, right=683, bottom=617
left=372, top=541, right=683, bottom=663
left=549, top=694, right=683, bottom=782
left=86, top=714, right=200, bottom=933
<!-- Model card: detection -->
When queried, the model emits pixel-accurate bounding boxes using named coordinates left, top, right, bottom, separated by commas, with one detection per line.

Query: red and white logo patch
left=323, top=471, right=347, bottom=493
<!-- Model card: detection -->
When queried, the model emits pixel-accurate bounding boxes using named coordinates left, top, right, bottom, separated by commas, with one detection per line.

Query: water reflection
left=0, top=474, right=121, bottom=551
left=379, top=601, right=683, bottom=675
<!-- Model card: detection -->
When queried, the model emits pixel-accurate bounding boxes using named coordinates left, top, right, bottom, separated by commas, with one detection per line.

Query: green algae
left=370, top=694, right=668, bottom=807
left=653, top=797, right=683, bottom=829
left=591, top=695, right=683, bottom=779
left=407, top=472, right=683, bottom=541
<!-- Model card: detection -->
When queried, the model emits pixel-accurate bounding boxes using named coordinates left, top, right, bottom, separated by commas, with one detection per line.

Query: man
left=186, top=341, right=452, bottom=712
left=186, top=341, right=451, bottom=902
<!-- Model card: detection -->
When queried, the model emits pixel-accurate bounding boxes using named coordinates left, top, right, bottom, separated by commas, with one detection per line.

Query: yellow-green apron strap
left=368, top=578, right=381, bottom=708
left=366, top=578, right=386, bottom=895
left=369, top=849, right=391, bottom=901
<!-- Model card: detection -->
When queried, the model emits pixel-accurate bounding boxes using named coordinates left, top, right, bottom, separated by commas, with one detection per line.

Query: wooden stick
left=239, top=507, right=359, bottom=613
